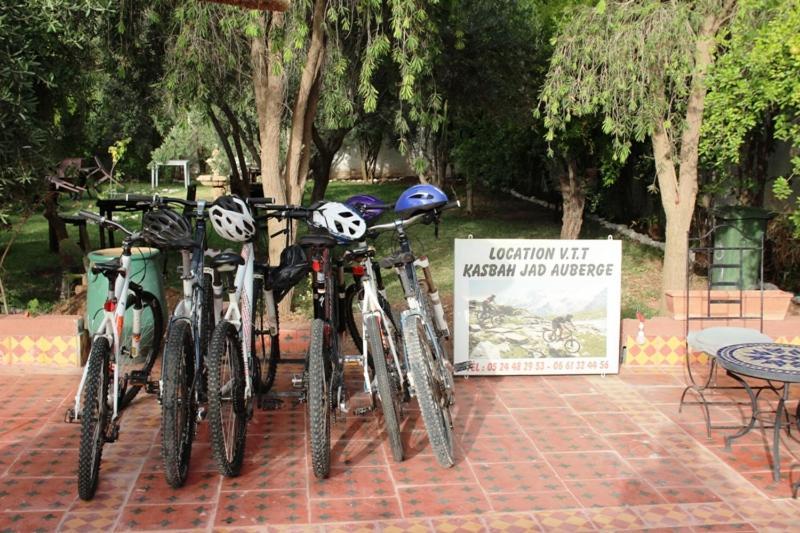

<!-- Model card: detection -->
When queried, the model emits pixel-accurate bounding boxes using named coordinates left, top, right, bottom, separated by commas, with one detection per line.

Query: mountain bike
left=204, top=196, right=282, bottom=477
left=366, top=201, right=459, bottom=467
left=147, top=198, right=222, bottom=488
left=543, top=323, right=581, bottom=354
left=67, top=211, right=164, bottom=501
left=340, top=243, right=405, bottom=461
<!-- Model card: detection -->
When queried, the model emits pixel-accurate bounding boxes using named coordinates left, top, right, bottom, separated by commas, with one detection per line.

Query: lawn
left=0, top=179, right=664, bottom=317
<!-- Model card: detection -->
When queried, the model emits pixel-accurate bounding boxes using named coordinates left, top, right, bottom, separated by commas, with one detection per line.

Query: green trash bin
left=85, top=247, right=168, bottom=358
left=712, top=206, right=773, bottom=289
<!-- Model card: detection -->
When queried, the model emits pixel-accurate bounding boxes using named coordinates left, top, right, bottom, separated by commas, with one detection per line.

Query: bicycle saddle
left=297, top=233, right=338, bottom=249
left=344, top=247, right=375, bottom=261
left=210, top=251, right=244, bottom=272
left=91, top=257, right=122, bottom=276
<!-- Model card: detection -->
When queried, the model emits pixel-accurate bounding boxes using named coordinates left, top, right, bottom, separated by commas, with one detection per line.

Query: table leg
left=724, top=371, right=758, bottom=450
left=771, top=384, right=791, bottom=482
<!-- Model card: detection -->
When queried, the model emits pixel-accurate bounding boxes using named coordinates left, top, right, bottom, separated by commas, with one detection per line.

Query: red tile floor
left=1, top=364, right=799, bottom=532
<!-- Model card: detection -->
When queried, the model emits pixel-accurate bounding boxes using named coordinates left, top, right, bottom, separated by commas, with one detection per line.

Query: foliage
left=702, top=0, right=800, bottom=234
left=151, top=110, right=231, bottom=176
left=539, top=1, right=700, bottom=161
left=0, top=1, right=112, bottom=222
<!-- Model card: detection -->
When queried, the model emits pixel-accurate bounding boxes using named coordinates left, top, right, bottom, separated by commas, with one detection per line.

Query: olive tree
left=540, top=0, right=738, bottom=309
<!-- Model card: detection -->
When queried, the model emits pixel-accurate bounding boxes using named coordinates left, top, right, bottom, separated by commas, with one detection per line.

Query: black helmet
left=142, top=207, right=193, bottom=249
left=272, top=244, right=310, bottom=301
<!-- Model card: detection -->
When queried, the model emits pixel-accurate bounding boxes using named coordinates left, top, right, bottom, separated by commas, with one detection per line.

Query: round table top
left=716, top=343, right=800, bottom=382
left=687, top=327, right=772, bottom=356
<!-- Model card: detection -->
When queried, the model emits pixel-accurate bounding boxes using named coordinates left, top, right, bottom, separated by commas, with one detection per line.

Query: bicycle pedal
left=291, top=374, right=305, bottom=389
left=64, top=408, right=77, bottom=423
left=145, top=381, right=159, bottom=395
left=128, top=370, right=149, bottom=387
left=353, top=406, right=373, bottom=416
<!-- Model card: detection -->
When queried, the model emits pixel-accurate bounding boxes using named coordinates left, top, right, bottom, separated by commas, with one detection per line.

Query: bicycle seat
left=91, top=257, right=122, bottom=276
left=210, top=251, right=244, bottom=272
left=298, top=233, right=338, bottom=249
left=345, top=246, right=375, bottom=261
left=378, top=252, right=415, bottom=269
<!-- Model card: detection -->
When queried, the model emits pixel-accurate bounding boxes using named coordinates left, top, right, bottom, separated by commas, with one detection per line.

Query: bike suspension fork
left=415, top=256, right=449, bottom=338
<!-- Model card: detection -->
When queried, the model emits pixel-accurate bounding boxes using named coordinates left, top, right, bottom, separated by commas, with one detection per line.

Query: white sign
left=454, top=239, right=621, bottom=376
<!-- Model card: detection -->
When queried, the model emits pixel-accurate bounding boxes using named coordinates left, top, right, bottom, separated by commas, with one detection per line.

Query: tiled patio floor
left=1, top=364, right=799, bottom=532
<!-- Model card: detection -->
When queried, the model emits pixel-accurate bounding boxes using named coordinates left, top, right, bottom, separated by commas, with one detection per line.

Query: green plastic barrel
left=712, top=206, right=773, bottom=289
left=85, top=247, right=167, bottom=359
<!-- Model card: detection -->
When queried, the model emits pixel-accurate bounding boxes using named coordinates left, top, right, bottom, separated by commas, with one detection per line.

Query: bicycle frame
left=72, top=250, right=138, bottom=421
left=221, top=242, right=256, bottom=400
left=354, top=255, right=404, bottom=400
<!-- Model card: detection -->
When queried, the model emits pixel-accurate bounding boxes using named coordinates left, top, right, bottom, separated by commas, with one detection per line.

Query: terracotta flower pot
left=665, top=290, right=793, bottom=320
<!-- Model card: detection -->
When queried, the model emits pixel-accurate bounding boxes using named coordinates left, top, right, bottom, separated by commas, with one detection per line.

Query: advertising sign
left=454, top=239, right=621, bottom=375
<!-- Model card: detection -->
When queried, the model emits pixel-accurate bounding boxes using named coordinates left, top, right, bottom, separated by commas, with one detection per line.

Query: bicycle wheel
left=78, top=337, right=111, bottom=500
left=542, top=329, right=557, bottom=343
left=253, top=276, right=279, bottom=393
left=207, top=320, right=247, bottom=477
left=365, top=314, right=404, bottom=462
left=200, top=273, right=215, bottom=358
left=118, top=291, right=163, bottom=409
left=308, top=318, right=331, bottom=479
left=161, top=320, right=197, bottom=488
left=564, top=338, right=581, bottom=354
left=404, top=317, right=454, bottom=467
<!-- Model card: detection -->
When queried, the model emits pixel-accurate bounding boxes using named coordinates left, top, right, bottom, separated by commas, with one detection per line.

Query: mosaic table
left=716, top=343, right=800, bottom=489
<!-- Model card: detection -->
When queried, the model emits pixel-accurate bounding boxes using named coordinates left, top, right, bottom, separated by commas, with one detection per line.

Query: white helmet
left=209, top=195, right=257, bottom=242
left=311, top=202, right=367, bottom=242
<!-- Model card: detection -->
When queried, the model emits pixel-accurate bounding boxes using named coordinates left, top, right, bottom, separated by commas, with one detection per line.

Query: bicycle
left=543, top=323, right=581, bottom=354
left=204, top=195, right=286, bottom=477
left=67, top=211, right=164, bottom=501
left=362, top=185, right=459, bottom=467
left=137, top=198, right=225, bottom=488
left=287, top=202, right=369, bottom=479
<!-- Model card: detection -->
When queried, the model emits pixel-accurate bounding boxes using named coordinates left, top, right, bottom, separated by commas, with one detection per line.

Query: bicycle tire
left=207, top=320, right=247, bottom=477
left=564, top=338, right=581, bottom=354
left=118, top=291, right=163, bottom=409
left=404, top=317, right=454, bottom=468
left=365, top=314, right=404, bottom=462
left=308, top=318, right=331, bottom=479
left=253, top=276, right=279, bottom=393
left=200, top=273, right=215, bottom=358
left=161, top=320, right=196, bottom=488
left=542, top=329, right=557, bottom=343
left=78, top=337, right=111, bottom=500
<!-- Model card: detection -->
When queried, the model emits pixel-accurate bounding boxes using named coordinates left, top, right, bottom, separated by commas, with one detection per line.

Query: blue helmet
left=344, top=194, right=385, bottom=222
left=394, top=184, right=448, bottom=217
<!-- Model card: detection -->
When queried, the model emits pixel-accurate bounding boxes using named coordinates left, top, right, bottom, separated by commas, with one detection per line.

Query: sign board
left=453, top=239, right=621, bottom=376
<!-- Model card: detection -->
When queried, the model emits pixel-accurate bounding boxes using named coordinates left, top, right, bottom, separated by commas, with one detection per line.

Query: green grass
left=0, top=178, right=664, bottom=318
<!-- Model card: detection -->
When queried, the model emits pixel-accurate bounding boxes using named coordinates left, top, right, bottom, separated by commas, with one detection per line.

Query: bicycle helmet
left=141, top=207, right=193, bottom=248
left=394, top=184, right=448, bottom=217
left=272, top=244, right=310, bottom=293
left=209, top=195, right=256, bottom=242
left=344, top=194, right=386, bottom=223
left=310, top=201, right=367, bottom=242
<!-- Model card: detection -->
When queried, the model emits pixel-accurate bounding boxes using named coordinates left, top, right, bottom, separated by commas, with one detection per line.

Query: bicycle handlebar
left=78, top=210, right=134, bottom=237
left=367, top=200, right=460, bottom=235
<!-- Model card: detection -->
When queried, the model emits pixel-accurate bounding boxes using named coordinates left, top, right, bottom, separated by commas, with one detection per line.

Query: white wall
left=331, top=139, right=415, bottom=180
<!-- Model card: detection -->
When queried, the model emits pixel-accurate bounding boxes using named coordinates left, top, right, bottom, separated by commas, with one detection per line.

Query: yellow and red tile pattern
left=625, top=335, right=800, bottom=366
left=0, top=335, right=80, bottom=367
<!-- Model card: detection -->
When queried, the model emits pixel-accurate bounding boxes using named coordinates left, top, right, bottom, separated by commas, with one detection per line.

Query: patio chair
left=679, top=222, right=772, bottom=437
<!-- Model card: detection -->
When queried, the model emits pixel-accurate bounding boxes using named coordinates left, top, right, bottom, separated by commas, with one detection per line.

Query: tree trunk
left=283, top=0, right=326, bottom=206
left=297, top=69, right=324, bottom=202
left=220, top=102, right=251, bottom=195
left=654, top=11, right=724, bottom=312
left=207, top=105, right=245, bottom=195
left=559, top=158, right=586, bottom=239
left=311, top=126, right=348, bottom=203
left=466, top=177, right=473, bottom=215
